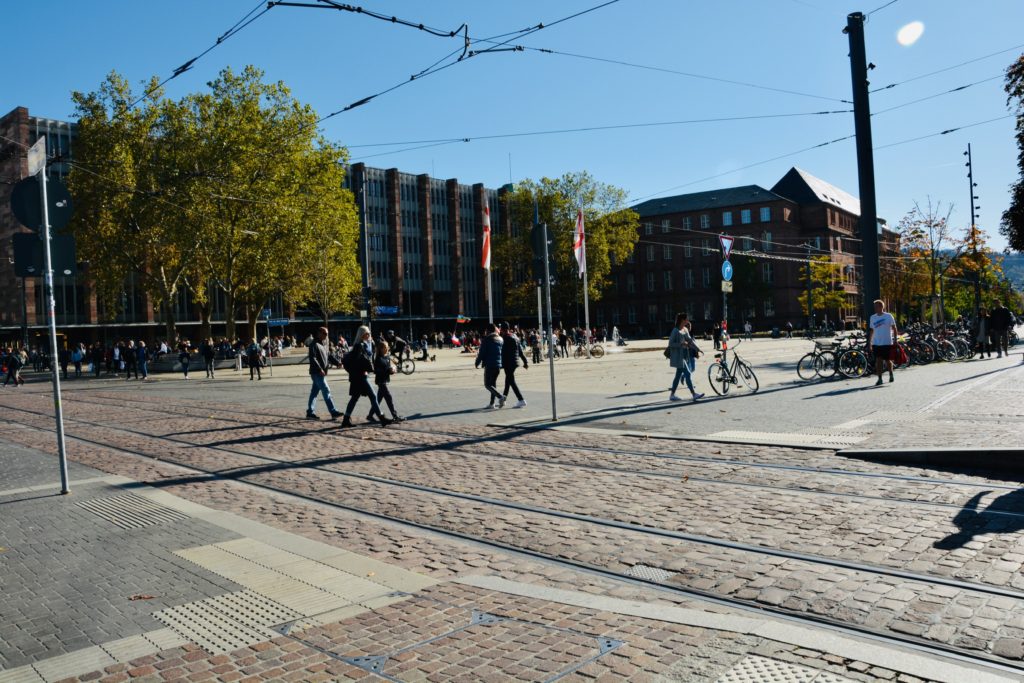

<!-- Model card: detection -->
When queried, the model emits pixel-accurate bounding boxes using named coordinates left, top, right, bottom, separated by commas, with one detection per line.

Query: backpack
left=342, top=346, right=361, bottom=373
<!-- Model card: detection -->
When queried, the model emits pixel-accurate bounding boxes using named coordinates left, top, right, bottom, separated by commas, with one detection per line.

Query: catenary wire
left=870, top=42, right=1024, bottom=94
left=871, top=75, right=1005, bottom=116
left=866, top=0, right=899, bottom=16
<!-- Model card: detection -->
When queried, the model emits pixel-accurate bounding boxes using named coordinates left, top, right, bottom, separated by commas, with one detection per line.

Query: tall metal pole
left=22, top=276, right=29, bottom=349
left=846, top=12, right=881, bottom=324
left=542, top=223, right=557, bottom=421
left=486, top=267, right=494, bottom=325
left=806, top=244, right=814, bottom=334
left=38, top=141, right=70, bottom=494
left=360, top=172, right=372, bottom=325
left=966, top=143, right=981, bottom=321
left=265, top=306, right=273, bottom=377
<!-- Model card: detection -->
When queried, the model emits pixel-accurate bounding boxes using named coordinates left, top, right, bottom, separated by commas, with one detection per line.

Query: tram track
left=5, top=406, right=1024, bottom=677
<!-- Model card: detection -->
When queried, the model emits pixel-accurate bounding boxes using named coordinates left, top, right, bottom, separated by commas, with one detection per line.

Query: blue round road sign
left=722, top=260, right=733, bottom=282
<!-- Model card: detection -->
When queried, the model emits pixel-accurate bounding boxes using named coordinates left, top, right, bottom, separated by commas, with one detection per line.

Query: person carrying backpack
left=247, top=339, right=262, bottom=380
left=341, top=326, right=389, bottom=427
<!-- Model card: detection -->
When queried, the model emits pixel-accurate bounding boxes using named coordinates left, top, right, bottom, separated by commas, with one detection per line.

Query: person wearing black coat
left=990, top=301, right=1013, bottom=358
left=341, top=326, right=389, bottom=427
left=371, top=340, right=403, bottom=422
left=475, top=323, right=505, bottom=409
left=499, top=322, right=529, bottom=408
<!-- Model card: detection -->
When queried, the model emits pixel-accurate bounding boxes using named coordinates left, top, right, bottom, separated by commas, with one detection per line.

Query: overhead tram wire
left=874, top=114, right=1014, bottom=150
left=871, top=74, right=1005, bottom=116
left=123, top=0, right=274, bottom=113
left=866, top=0, right=900, bottom=16
left=870, top=42, right=1024, bottom=94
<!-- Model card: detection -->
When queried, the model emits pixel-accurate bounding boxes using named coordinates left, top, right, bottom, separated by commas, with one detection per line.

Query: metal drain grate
left=154, top=589, right=300, bottom=655
left=77, top=492, right=190, bottom=529
left=623, top=564, right=677, bottom=583
left=716, top=655, right=856, bottom=683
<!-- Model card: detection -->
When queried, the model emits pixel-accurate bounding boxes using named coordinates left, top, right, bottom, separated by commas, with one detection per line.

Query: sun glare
left=896, top=21, right=925, bottom=47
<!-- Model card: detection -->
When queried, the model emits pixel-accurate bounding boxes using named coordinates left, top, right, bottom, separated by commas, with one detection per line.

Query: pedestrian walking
left=475, top=323, right=505, bottom=409
left=867, top=299, right=897, bottom=386
left=201, top=338, right=216, bottom=378
left=71, top=344, right=84, bottom=378
left=137, top=341, right=149, bottom=380
left=975, top=308, right=992, bottom=358
left=247, top=339, right=262, bottom=380
left=744, top=320, right=753, bottom=341
left=91, top=343, right=104, bottom=378
left=178, top=343, right=190, bottom=379
left=785, top=321, right=793, bottom=339
left=713, top=322, right=722, bottom=351
left=667, top=313, right=704, bottom=402
left=3, top=347, right=24, bottom=387
left=340, top=326, right=389, bottom=426
left=372, top=340, right=404, bottom=422
left=500, top=322, right=529, bottom=408
left=990, top=300, right=1012, bottom=358
left=124, top=341, right=138, bottom=380
left=306, top=326, right=344, bottom=421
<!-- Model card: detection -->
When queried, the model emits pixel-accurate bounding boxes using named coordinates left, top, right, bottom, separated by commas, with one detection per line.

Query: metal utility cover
left=716, top=655, right=857, bottom=683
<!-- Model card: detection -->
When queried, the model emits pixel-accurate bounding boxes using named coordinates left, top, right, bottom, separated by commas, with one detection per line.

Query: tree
left=897, top=199, right=964, bottom=323
left=69, top=73, right=199, bottom=342
left=880, top=226, right=931, bottom=322
left=1001, top=54, right=1024, bottom=251
left=497, top=172, right=639, bottom=320
left=797, top=256, right=847, bottom=321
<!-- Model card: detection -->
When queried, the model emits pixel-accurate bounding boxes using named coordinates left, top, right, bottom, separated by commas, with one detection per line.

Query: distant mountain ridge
left=998, top=253, right=1024, bottom=288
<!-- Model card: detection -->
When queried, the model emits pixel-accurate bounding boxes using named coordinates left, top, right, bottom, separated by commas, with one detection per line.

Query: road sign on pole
left=719, top=234, right=735, bottom=260
left=721, top=261, right=733, bottom=282
left=721, top=281, right=733, bottom=293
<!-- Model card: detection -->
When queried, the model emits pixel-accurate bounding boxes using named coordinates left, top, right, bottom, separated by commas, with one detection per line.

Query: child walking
left=373, top=341, right=404, bottom=422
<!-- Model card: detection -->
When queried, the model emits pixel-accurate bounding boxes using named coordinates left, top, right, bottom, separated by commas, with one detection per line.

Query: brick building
left=0, top=105, right=509, bottom=344
left=597, top=167, right=898, bottom=337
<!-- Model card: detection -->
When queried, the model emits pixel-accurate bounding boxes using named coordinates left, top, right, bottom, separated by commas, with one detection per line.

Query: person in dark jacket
left=990, top=301, right=1012, bottom=358
left=341, top=326, right=389, bottom=427
left=177, top=343, right=190, bottom=380
left=372, top=340, right=403, bottom=422
left=306, top=326, right=342, bottom=420
left=475, top=324, right=505, bottom=409
left=201, top=338, right=216, bottom=378
left=247, top=339, right=262, bottom=380
left=499, top=322, right=529, bottom=408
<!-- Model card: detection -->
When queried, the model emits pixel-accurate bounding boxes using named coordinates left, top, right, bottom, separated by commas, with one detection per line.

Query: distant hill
left=998, top=253, right=1024, bottom=288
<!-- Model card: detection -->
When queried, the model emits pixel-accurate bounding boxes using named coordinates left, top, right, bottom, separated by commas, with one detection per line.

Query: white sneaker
left=514, top=400, right=527, bottom=408
left=669, top=393, right=683, bottom=402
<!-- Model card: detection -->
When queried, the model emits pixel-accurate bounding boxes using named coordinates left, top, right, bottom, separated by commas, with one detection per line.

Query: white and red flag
left=481, top=204, right=492, bottom=270
left=573, top=208, right=587, bottom=278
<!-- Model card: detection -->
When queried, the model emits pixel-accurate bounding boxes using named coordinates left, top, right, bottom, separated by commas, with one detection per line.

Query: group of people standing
left=973, top=301, right=1016, bottom=359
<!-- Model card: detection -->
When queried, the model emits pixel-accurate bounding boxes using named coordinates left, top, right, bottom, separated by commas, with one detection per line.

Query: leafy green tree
left=1001, top=54, right=1024, bottom=251
left=497, top=172, right=639, bottom=319
left=68, top=73, right=199, bottom=341
left=797, top=256, right=848, bottom=320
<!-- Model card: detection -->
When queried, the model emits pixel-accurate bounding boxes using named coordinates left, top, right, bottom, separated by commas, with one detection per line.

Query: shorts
left=872, top=344, right=894, bottom=361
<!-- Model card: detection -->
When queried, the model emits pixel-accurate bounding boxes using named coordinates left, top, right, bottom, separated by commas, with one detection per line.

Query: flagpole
left=583, top=267, right=591, bottom=357
left=486, top=268, right=493, bottom=325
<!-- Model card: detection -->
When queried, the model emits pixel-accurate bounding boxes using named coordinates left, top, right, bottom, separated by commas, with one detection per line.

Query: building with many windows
left=596, top=167, right=898, bottom=337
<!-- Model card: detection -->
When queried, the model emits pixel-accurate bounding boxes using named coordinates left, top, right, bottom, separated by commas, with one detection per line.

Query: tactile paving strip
left=716, top=655, right=857, bottom=683
left=153, top=590, right=300, bottom=655
left=76, top=492, right=190, bottom=529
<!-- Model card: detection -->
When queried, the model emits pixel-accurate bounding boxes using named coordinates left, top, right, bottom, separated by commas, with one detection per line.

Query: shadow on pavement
left=933, top=489, right=1024, bottom=550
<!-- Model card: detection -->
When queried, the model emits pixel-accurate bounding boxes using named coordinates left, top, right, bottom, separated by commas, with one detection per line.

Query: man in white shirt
left=866, top=299, right=898, bottom=386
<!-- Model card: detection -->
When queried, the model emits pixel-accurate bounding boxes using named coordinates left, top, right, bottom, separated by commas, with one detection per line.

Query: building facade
left=596, top=167, right=898, bottom=337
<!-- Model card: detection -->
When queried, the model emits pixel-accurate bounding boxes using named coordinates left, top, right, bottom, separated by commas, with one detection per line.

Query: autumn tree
left=898, top=199, right=965, bottom=323
left=1001, top=54, right=1024, bottom=251
left=497, top=172, right=639, bottom=319
left=797, top=256, right=848, bottom=321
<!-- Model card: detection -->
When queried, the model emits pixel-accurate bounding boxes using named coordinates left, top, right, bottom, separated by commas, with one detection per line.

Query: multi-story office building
left=597, top=167, right=898, bottom=337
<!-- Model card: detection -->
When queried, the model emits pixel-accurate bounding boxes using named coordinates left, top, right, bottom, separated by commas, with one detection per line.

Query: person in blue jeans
left=136, top=341, right=149, bottom=380
left=307, top=326, right=343, bottom=421
left=668, top=313, right=704, bottom=402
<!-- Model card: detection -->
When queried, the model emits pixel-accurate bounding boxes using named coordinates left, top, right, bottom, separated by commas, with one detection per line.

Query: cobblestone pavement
left=4, top=378, right=1024, bottom=682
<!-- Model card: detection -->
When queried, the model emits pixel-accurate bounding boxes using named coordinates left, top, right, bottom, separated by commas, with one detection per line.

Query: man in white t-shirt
left=866, top=299, right=898, bottom=386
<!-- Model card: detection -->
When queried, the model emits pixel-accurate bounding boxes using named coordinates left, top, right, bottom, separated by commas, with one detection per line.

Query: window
left=627, top=252, right=635, bottom=264
left=661, top=219, right=671, bottom=233
left=761, top=231, right=773, bottom=252
left=663, top=245, right=673, bottom=260
left=762, top=262, right=774, bottom=284
left=835, top=236, right=842, bottom=253
left=783, top=207, right=793, bottom=222
left=741, top=209, right=752, bottom=224
left=647, top=272, right=655, bottom=292
left=644, top=222, right=653, bottom=236
left=596, top=308, right=605, bottom=325
left=703, top=239, right=712, bottom=255
left=647, top=304, right=658, bottom=323
left=814, top=236, right=822, bottom=252
left=628, top=306, right=637, bottom=324
left=626, top=274, right=636, bottom=293
left=612, top=309, right=621, bottom=324
left=701, top=267, right=711, bottom=288
left=760, top=207, right=771, bottom=222
left=722, top=211, right=733, bottom=227
left=683, top=216, right=693, bottom=229
left=664, top=303, right=674, bottom=322
left=742, top=237, right=753, bottom=252
left=764, top=298, right=775, bottom=317
left=683, top=242, right=692, bottom=258
left=699, top=214, right=710, bottom=229
left=684, top=269, right=695, bottom=289
left=663, top=270, right=673, bottom=291
left=704, top=301, right=713, bottom=320
left=646, top=245, right=655, bottom=262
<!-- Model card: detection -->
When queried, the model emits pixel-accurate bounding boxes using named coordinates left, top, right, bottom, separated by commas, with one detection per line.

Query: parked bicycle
left=572, top=341, right=606, bottom=359
left=708, top=339, right=759, bottom=395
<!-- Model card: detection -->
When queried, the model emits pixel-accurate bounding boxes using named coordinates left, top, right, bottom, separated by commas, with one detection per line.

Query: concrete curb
left=840, top=447, right=1024, bottom=473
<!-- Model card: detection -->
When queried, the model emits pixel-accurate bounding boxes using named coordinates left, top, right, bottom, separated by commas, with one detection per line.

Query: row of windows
left=643, top=207, right=780, bottom=236
left=624, top=262, right=775, bottom=293
left=596, top=298, right=777, bottom=326
left=639, top=233, right=774, bottom=263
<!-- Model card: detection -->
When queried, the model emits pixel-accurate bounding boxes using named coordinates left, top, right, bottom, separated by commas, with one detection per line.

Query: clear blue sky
left=4, top=0, right=1022, bottom=249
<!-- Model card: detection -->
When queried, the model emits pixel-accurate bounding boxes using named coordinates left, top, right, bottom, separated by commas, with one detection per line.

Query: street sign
left=10, top=176, right=74, bottom=232
left=12, top=232, right=77, bottom=277
left=721, top=260, right=733, bottom=282
left=375, top=305, right=399, bottom=315
left=719, top=234, right=735, bottom=260
left=721, top=280, right=733, bottom=293
left=262, top=308, right=272, bottom=318
left=27, top=137, right=45, bottom=175
left=268, top=318, right=289, bottom=327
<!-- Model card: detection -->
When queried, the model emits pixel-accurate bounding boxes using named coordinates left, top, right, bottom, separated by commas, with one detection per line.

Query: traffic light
left=531, top=224, right=556, bottom=284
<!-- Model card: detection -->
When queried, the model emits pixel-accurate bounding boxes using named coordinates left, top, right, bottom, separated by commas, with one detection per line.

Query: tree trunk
left=245, top=306, right=259, bottom=342
left=225, top=290, right=237, bottom=342
left=198, top=301, right=212, bottom=342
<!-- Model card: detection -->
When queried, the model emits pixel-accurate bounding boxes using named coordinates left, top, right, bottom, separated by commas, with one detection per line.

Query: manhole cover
left=716, top=655, right=857, bottom=683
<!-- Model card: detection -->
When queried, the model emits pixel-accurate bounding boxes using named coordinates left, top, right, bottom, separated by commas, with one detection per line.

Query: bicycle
left=707, top=339, right=759, bottom=395
left=796, top=339, right=841, bottom=380
left=389, top=353, right=415, bottom=375
left=572, top=341, right=606, bottom=359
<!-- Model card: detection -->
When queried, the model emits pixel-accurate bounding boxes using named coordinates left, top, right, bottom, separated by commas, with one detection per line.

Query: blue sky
left=4, top=0, right=1023, bottom=249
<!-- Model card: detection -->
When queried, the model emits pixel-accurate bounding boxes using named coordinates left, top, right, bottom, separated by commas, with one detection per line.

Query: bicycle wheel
left=911, top=341, right=935, bottom=365
left=574, top=345, right=584, bottom=359
left=838, top=349, right=868, bottom=378
left=815, top=350, right=837, bottom=379
left=590, top=344, right=605, bottom=358
left=398, top=358, right=416, bottom=375
left=707, top=362, right=730, bottom=395
left=952, top=338, right=971, bottom=360
left=737, top=361, right=759, bottom=392
left=797, top=353, right=819, bottom=380
left=935, top=340, right=957, bottom=363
